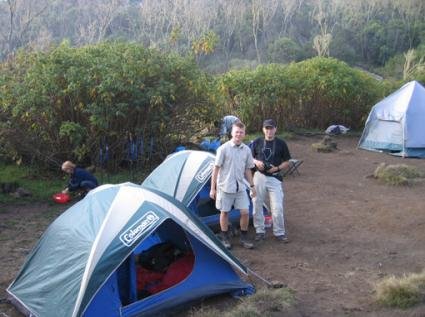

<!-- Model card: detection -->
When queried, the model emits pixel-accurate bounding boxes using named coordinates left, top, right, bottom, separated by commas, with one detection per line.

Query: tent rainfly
left=7, top=183, right=254, bottom=317
left=358, top=80, right=425, bottom=158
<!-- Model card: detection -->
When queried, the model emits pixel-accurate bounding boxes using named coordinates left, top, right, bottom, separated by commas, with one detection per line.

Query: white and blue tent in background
left=142, top=150, right=215, bottom=208
left=359, top=80, right=425, bottom=158
left=7, top=182, right=254, bottom=317
left=142, top=150, right=252, bottom=226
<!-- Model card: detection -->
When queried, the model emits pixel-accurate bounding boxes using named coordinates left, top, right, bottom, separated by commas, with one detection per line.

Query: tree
left=0, top=0, right=51, bottom=59
left=394, top=0, right=425, bottom=48
left=249, top=0, right=279, bottom=63
left=73, top=0, right=128, bottom=45
left=403, top=48, right=425, bottom=80
left=280, top=0, right=305, bottom=36
left=215, top=0, right=247, bottom=69
left=311, top=0, right=337, bottom=57
left=267, top=36, right=302, bottom=63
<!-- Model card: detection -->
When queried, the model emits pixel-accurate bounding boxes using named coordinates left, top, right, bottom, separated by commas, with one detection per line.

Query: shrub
left=267, top=37, right=303, bottom=64
left=242, top=287, right=294, bottom=313
left=189, top=287, right=294, bottom=317
left=218, top=57, right=383, bottom=132
left=375, top=271, right=425, bottom=309
left=373, top=163, right=423, bottom=186
left=311, top=136, right=338, bottom=153
left=0, top=41, right=216, bottom=170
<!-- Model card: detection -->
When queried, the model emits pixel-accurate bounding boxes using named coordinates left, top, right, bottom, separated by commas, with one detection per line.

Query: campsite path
left=1, top=135, right=425, bottom=317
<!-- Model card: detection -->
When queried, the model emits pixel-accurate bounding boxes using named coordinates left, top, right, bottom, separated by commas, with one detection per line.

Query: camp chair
left=282, top=159, right=303, bottom=177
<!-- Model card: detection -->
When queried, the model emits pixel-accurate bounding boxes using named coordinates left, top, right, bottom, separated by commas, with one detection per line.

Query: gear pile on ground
left=311, top=136, right=338, bottom=153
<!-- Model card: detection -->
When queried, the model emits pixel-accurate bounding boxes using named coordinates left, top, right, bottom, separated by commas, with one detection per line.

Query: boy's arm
left=244, top=168, right=256, bottom=198
left=209, top=166, right=220, bottom=199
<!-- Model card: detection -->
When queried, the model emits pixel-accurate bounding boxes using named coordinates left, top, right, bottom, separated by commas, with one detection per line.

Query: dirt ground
left=1, top=135, right=425, bottom=317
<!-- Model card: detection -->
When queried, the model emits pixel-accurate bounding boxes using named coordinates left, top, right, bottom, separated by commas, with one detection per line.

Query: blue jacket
left=68, top=167, right=99, bottom=191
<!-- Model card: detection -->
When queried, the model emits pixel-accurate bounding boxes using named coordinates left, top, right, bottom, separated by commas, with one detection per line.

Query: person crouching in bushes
left=61, top=161, right=99, bottom=198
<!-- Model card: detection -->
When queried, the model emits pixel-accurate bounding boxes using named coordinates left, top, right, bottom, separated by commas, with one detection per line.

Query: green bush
left=1, top=46, right=394, bottom=171
left=218, top=57, right=383, bottom=132
left=267, top=37, right=304, bottom=64
left=0, top=41, right=216, bottom=170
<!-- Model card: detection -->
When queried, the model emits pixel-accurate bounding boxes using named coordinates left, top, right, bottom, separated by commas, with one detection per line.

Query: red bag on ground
left=52, top=193, right=71, bottom=204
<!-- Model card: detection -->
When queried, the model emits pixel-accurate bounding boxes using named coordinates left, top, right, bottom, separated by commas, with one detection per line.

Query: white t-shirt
left=214, top=140, right=254, bottom=193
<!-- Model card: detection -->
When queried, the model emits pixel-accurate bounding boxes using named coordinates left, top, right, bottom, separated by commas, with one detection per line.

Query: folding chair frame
left=282, top=159, right=303, bottom=177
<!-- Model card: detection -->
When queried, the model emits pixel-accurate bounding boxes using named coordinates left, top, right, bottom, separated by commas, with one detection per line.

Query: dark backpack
left=330, top=125, right=341, bottom=135
left=138, top=242, right=182, bottom=272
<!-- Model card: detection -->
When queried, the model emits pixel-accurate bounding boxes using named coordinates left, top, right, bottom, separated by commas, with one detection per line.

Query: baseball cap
left=263, top=119, right=276, bottom=128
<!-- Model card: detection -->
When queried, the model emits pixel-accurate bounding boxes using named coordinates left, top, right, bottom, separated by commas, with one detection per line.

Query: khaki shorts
left=216, top=190, right=250, bottom=213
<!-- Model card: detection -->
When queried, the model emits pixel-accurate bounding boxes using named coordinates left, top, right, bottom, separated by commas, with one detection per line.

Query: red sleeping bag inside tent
left=148, top=253, right=194, bottom=293
left=137, top=253, right=194, bottom=295
left=137, top=268, right=165, bottom=291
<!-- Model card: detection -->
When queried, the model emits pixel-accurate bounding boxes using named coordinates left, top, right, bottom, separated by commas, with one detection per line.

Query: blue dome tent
left=7, top=183, right=254, bottom=317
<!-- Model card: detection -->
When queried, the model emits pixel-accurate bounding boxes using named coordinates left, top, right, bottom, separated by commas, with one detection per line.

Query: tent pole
left=247, top=268, right=274, bottom=287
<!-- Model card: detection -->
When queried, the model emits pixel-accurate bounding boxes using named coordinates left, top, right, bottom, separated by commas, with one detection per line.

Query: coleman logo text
left=195, top=163, right=213, bottom=182
left=120, top=212, right=159, bottom=247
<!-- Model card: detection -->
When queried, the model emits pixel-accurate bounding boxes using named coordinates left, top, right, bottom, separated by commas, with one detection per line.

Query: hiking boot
left=275, top=234, right=289, bottom=243
left=220, top=232, right=232, bottom=250
left=221, top=236, right=232, bottom=250
left=254, top=233, right=265, bottom=241
left=228, top=224, right=240, bottom=238
left=240, top=236, right=254, bottom=249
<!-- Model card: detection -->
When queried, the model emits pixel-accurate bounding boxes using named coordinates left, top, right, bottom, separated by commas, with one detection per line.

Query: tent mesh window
left=119, top=219, right=194, bottom=305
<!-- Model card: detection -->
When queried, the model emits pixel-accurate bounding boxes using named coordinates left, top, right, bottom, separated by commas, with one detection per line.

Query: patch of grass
left=373, top=163, right=424, bottom=186
left=311, top=136, right=338, bottom=153
left=189, top=306, right=222, bottom=317
left=189, top=287, right=295, bottom=317
left=0, top=162, right=29, bottom=180
left=375, top=271, right=425, bottom=309
left=289, top=127, right=324, bottom=136
left=0, top=163, right=64, bottom=203
left=190, top=303, right=261, bottom=317
left=242, top=287, right=294, bottom=314
left=2, top=219, right=19, bottom=227
left=311, top=142, right=334, bottom=152
left=0, top=163, right=150, bottom=204
left=103, top=170, right=149, bottom=185
left=225, top=304, right=260, bottom=317
left=42, top=205, right=67, bottom=218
